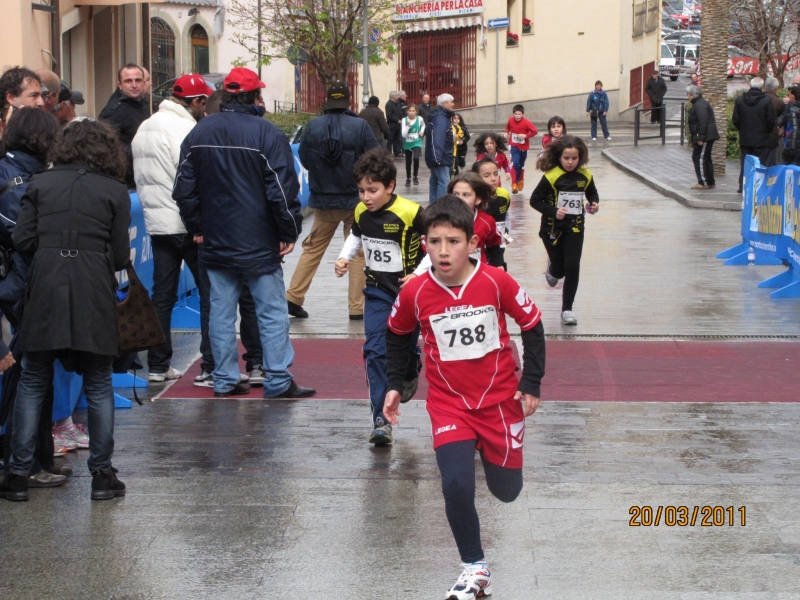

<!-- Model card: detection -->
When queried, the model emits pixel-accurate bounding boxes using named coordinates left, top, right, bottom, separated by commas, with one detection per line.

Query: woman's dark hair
left=447, top=172, right=493, bottom=210
left=221, top=89, right=260, bottom=106
left=353, top=147, right=397, bottom=188
left=0, top=107, right=59, bottom=164
left=547, top=116, right=567, bottom=136
left=472, top=132, right=508, bottom=154
left=452, top=113, right=466, bottom=126
left=422, top=194, right=474, bottom=239
left=536, top=134, right=589, bottom=172
left=471, top=157, right=499, bottom=174
left=49, top=119, right=127, bottom=181
left=790, top=86, right=800, bottom=100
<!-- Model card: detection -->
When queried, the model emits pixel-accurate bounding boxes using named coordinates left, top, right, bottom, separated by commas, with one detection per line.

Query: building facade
left=364, top=0, right=661, bottom=123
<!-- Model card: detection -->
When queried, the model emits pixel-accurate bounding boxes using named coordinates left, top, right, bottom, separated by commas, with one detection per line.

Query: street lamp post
left=362, top=0, right=370, bottom=107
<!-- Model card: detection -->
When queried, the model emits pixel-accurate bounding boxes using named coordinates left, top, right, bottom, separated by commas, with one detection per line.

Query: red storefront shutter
left=629, top=66, right=643, bottom=107
left=298, top=63, right=360, bottom=113
left=398, top=27, right=477, bottom=108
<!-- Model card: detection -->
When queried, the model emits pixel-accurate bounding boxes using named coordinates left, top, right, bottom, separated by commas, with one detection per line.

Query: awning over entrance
left=75, top=0, right=165, bottom=5
left=402, top=15, right=482, bottom=32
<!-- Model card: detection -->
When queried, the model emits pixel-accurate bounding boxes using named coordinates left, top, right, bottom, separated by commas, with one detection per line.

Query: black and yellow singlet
left=529, top=166, right=599, bottom=240
left=352, top=194, right=425, bottom=297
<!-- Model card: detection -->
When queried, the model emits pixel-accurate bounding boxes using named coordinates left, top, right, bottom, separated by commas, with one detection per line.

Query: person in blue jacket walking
left=586, top=81, right=612, bottom=141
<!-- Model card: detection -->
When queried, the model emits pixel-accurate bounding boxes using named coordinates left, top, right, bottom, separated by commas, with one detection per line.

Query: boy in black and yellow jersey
left=335, top=148, right=424, bottom=445
left=530, top=136, right=599, bottom=326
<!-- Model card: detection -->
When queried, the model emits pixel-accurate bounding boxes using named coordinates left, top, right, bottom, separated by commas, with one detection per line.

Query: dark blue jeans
left=197, top=256, right=263, bottom=372
left=510, top=147, right=528, bottom=183
left=363, top=286, right=420, bottom=426
left=591, top=114, right=610, bottom=139
left=10, top=351, right=115, bottom=475
left=148, top=234, right=206, bottom=373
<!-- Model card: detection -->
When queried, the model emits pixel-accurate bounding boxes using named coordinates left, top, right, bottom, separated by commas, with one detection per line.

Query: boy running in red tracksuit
left=384, top=196, right=546, bottom=600
left=504, top=104, right=538, bottom=194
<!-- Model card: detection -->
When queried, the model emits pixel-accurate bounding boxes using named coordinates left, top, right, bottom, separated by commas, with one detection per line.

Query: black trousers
left=738, top=145, right=769, bottom=190
left=783, top=148, right=800, bottom=166
left=3, top=382, right=54, bottom=477
left=541, top=229, right=585, bottom=312
left=404, top=147, right=420, bottom=178
left=436, top=440, right=523, bottom=563
left=692, top=140, right=716, bottom=186
left=388, top=125, right=403, bottom=155
left=650, top=101, right=663, bottom=123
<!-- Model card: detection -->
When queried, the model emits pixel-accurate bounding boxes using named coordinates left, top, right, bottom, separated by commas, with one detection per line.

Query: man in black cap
left=286, top=81, right=379, bottom=321
left=54, top=81, right=84, bottom=127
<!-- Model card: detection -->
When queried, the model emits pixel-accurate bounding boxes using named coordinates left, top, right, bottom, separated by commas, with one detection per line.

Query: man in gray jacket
left=286, top=82, right=379, bottom=320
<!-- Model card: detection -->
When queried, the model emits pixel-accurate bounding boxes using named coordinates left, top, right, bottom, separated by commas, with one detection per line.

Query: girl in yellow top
left=529, top=135, right=599, bottom=326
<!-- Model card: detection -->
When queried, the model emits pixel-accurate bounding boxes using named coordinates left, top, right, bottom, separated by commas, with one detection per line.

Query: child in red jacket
left=473, top=132, right=513, bottom=188
left=504, top=104, right=538, bottom=194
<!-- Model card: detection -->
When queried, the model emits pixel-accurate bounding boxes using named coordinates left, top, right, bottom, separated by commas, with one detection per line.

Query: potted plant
left=522, top=18, right=531, bottom=33
left=507, top=32, right=519, bottom=46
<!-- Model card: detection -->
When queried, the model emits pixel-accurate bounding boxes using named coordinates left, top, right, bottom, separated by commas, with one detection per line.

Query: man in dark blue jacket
left=173, top=67, right=315, bottom=399
left=285, top=81, right=379, bottom=320
left=425, top=93, right=455, bottom=203
left=586, top=81, right=611, bottom=141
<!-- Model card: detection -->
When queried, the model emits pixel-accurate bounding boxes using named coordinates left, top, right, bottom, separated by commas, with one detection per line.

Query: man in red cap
left=174, top=67, right=315, bottom=399
left=132, top=74, right=214, bottom=383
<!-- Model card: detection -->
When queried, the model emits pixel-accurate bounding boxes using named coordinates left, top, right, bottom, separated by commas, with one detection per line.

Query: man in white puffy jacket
left=132, top=74, right=212, bottom=382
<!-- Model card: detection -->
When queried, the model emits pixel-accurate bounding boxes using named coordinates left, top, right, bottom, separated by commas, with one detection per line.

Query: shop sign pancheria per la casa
left=393, top=0, right=485, bottom=21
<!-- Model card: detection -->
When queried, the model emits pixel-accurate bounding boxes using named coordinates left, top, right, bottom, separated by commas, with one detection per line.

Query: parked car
left=660, top=42, right=680, bottom=81
left=663, top=31, right=700, bottom=45
left=151, top=73, right=225, bottom=109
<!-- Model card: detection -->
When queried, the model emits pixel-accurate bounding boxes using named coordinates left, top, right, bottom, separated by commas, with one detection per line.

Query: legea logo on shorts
left=435, top=424, right=457, bottom=435
left=510, top=421, right=525, bottom=448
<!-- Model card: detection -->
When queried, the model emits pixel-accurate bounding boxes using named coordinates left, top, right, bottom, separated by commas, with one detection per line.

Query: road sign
left=370, top=28, right=380, bottom=43
left=487, top=17, right=509, bottom=28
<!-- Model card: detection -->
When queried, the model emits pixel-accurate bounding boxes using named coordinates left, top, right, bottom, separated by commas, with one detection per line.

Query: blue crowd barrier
left=47, top=142, right=311, bottom=416
left=717, top=155, right=800, bottom=298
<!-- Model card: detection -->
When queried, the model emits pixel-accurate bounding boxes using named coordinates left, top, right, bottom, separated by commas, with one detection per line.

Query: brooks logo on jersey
left=435, top=425, right=457, bottom=435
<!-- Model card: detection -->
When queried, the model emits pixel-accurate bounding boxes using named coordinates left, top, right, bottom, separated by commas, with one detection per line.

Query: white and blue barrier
left=717, top=155, right=800, bottom=298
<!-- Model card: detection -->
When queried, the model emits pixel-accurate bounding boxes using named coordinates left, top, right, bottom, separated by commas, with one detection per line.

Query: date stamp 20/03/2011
left=629, top=506, right=746, bottom=527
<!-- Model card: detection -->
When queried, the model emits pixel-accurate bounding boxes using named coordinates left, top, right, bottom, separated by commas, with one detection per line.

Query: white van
left=660, top=43, right=679, bottom=81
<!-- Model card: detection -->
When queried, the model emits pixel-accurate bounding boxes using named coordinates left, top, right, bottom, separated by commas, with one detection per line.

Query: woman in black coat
left=1, top=120, right=131, bottom=502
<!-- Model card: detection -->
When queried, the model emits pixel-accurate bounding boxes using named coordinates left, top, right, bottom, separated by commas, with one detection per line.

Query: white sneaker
left=194, top=367, right=249, bottom=387
left=605, top=136, right=612, bottom=141
left=53, top=423, right=89, bottom=449
left=248, top=364, right=265, bottom=387
left=545, top=261, right=559, bottom=287
left=445, top=562, right=492, bottom=600
left=561, top=310, right=578, bottom=326
left=148, top=366, right=181, bottom=382
left=591, top=137, right=597, bottom=141
left=194, top=367, right=214, bottom=387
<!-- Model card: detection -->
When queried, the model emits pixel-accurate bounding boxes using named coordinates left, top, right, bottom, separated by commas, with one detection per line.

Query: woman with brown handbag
left=0, top=119, right=131, bottom=502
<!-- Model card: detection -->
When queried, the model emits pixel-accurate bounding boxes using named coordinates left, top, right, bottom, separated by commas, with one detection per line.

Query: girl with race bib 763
left=529, top=135, right=599, bottom=327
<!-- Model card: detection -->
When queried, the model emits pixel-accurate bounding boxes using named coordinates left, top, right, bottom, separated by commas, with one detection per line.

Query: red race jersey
left=473, top=210, right=502, bottom=264
left=505, top=117, right=539, bottom=151
left=388, top=261, right=541, bottom=411
left=477, top=150, right=514, bottom=187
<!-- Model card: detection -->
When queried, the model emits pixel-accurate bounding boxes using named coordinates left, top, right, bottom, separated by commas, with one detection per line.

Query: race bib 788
left=430, top=305, right=500, bottom=361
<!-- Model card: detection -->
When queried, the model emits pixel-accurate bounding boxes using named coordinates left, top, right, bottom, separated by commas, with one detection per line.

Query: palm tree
left=699, top=0, right=730, bottom=172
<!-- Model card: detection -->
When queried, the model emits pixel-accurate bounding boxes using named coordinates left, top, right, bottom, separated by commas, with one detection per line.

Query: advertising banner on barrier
left=749, top=164, right=788, bottom=262
left=719, top=156, right=800, bottom=298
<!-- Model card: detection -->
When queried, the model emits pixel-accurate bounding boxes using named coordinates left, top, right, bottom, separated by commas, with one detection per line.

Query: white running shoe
left=445, top=562, right=492, bottom=600
left=194, top=367, right=249, bottom=387
left=561, top=310, right=578, bottom=326
left=148, top=366, right=182, bottom=383
left=591, top=137, right=597, bottom=141
left=545, top=262, right=559, bottom=287
left=53, top=423, right=89, bottom=449
left=605, top=136, right=612, bottom=141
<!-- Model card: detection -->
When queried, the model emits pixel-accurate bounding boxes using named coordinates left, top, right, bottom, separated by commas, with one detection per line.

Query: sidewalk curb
left=602, top=147, right=742, bottom=211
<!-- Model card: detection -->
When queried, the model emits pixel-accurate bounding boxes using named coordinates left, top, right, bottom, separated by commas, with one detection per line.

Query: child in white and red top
left=504, top=104, right=538, bottom=194
left=541, top=116, right=567, bottom=151
left=384, top=195, right=545, bottom=600
left=473, top=132, right=513, bottom=188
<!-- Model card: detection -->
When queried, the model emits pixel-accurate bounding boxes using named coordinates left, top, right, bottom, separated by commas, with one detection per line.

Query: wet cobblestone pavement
left=3, top=150, right=800, bottom=599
